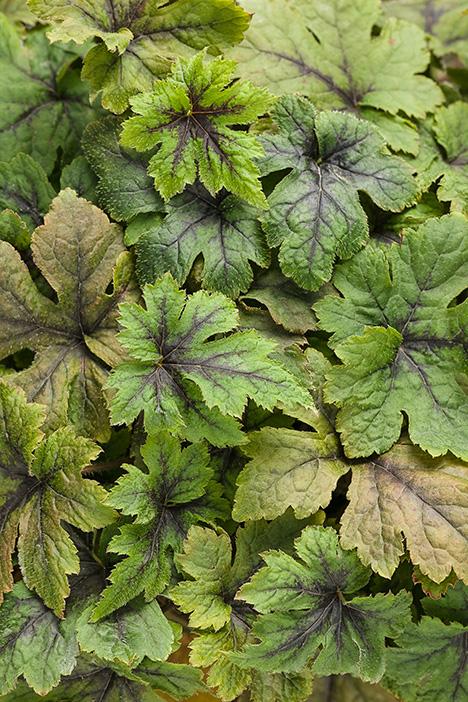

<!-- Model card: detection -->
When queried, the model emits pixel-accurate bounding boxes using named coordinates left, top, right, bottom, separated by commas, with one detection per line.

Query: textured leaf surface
left=260, top=96, right=417, bottom=290
left=0, top=583, right=77, bottom=695
left=29, top=0, right=251, bottom=113
left=422, top=581, right=468, bottom=626
left=237, top=526, right=411, bottom=680
left=0, top=153, right=55, bottom=234
left=135, top=183, right=269, bottom=298
left=0, top=189, right=137, bottom=440
left=384, top=618, right=468, bottom=702
left=0, top=383, right=115, bottom=615
left=83, top=116, right=164, bottom=222
left=0, top=16, right=97, bottom=173
left=315, top=213, right=468, bottom=459
left=77, top=596, right=174, bottom=667
left=432, top=103, right=468, bottom=211
left=120, top=52, right=275, bottom=207
left=231, top=0, right=443, bottom=117
left=108, top=273, right=311, bottom=446
left=91, top=433, right=226, bottom=620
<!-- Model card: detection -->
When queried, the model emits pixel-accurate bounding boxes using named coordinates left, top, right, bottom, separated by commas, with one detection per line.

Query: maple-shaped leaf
left=76, top=596, right=174, bottom=668
left=120, top=51, right=275, bottom=207
left=3, top=654, right=205, bottom=702
left=174, top=517, right=314, bottom=702
left=315, top=213, right=468, bottom=459
left=0, top=153, right=55, bottom=238
left=234, top=349, right=468, bottom=584
left=29, top=0, right=251, bottom=114
left=91, top=432, right=227, bottom=620
left=383, top=0, right=468, bottom=67
left=0, top=383, right=115, bottom=616
left=384, top=617, right=468, bottom=702
left=107, top=273, right=311, bottom=446
left=310, top=675, right=399, bottom=702
left=135, top=183, right=269, bottom=298
left=236, top=526, right=411, bottom=680
left=240, top=265, right=320, bottom=334
left=83, top=116, right=164, bottom=223
left=259, top=95, right=417, bottom=290
left=0, top=188, right=137, bottom=441
left=0, top=15, right=98, bottom=174
left=0, top=582, right=78, bottom=695
left=231, top=0, right=443, bottom=119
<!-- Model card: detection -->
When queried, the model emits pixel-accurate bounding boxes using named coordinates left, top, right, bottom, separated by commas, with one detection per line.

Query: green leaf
left=237, top=308, right=306, bottom=350
left=91, top=432, right=227, bottom=620
left=0, top=189, right=137, bottom=441
left=120, top=51, right=275, bottom=207
left=0, top=0, right=36, bottom=24
left=135, top=183, right=269, bottom=298
left=236, top=526, right=411, bottom=680
left=0, top=153, right=55, bottom=233
left=29, top=0, right=251, bottom=113
left=259, top=95, right=417, bottom=290
left=422, top=581, right=468, bottom=626
left=107, top=273, right=311, bottom=446
left=0, top=582, right=78, bottom=695
left=83, top=116, right=164, bottom=222
left=60, top=156, right=98, bottom=202
left=310, top=675, right=399, bottom=702
left=383, top=0, right=468, bottom=67
left=239, top=265, right=320, bottom=334
left=76, top=596, right=174, bottom=668
left=0, top=15, right=98, bottom=173
left=315, top=213, right=468, bottom=459
left=234, top=427, right=348, bottom=521
left=384, top=618, right=468, bottom=702
left=432, top=102, right=468, bottom=211
left=0, top=382, right=115, bottom=615
left=231, top=0, right=443, bottom=118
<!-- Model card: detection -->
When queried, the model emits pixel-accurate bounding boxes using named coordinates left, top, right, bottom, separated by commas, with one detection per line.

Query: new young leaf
left=120, top=52, right=275, bottom=207
left=0, top=189, right=137, bottom=441
left=108, top=273, right=311, bottom=446
left=315, top=213, right=468, bottom=459
left=259, top=95, right=417, bottom=290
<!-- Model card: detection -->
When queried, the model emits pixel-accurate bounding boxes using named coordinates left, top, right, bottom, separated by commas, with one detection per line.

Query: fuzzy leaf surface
left=91, top=433, right=227, bottom=620
left=0, top=16, right=97, bottom=173
left=120, top=52, right=275, bottom=207
left=108, top=273, right=311, bottom=446
left=29, top=0, right=251, bottom=113
left=260, top=96, right=417, bottom=290
left=315, top=213, right=468, bottom=459
left=0, top=383, right=115, bottom=615
left=237, top=526, right=411, bottom=680
left=231, top=0, right=443, bottom=118
left=0, top=189, right=137, bottom=440
left=135, top=183, right=269, bottom=298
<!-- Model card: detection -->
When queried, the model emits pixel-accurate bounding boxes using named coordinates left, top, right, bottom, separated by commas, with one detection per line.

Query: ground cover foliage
left=0, top=1, right=467, bottom=701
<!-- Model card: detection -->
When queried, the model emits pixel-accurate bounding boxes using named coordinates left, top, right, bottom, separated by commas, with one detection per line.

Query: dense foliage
left=0, top=1, right=467, bottom=701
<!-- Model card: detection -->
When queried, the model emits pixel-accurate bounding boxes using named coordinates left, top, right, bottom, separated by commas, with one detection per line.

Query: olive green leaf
left=236, top=526, right=411, bottom=680
left=259, top=95, right=417, bottom=290
left=231, top=0, right=443, bottom=118
left=315, top=213, right=468, bottom=459
left=107, top=273, right=311, bottom=446
left=0, top=15, right=98, bottom=173
left=422, top=581, right=468, bottom=626
left=120, top=51, right=275, bottom=207
left=310, top=675, right=399, bottom=702
left=60, top=156, right=97, bottom=202
left=0, top=383, right=115, bottom=616
left=0, top=189, right=137, bottom=441
left=91, top=432, right=227, bottom=620
left=384, top=617, right=468, bottom=702
left=135, top=183, right=269, bottom=298
left=29, top=0, right=251, bottom=113
left=383, top=0, right=468, bottom=67
left=83, top=116, right=164, bottom=222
